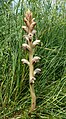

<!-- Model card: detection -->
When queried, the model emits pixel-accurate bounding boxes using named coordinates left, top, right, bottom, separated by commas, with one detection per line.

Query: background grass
left=0, top=0, right=66, bottom=118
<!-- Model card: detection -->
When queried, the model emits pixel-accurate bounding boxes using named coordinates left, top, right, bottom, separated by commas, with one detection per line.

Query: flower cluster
left=22, top=10, right=41, bottom=83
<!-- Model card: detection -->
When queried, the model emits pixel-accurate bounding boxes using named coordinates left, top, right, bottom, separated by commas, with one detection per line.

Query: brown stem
left=30, top=84, right=36, bottom=111
left=29, top=41, right=36, bottom=112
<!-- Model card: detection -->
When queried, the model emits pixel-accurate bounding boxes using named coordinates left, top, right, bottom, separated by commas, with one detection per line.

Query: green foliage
left=0, top=0, right=66, bottom=118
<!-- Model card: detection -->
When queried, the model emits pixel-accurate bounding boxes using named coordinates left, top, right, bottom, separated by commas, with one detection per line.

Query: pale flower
left=33, top=40, right=40, bottom=47
left=21, top=59, right=30, bottom=66
left=34, top=68, right=41, bottom=75
left=30, top=77, right=36, bottom=84
left=22, top=26, right=28, bottom=33
left=28, top=33, right=33, bottom=40
left=22, top=43, right=31, bottom=51
left=32, top=56, right=41, bottom=64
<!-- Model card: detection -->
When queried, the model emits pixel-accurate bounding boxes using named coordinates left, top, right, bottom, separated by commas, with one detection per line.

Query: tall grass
left=0, top=0, right=66, bottom=118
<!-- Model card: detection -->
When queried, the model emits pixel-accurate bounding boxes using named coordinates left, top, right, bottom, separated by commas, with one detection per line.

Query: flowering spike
left=22, top=10, right=41, bottom=112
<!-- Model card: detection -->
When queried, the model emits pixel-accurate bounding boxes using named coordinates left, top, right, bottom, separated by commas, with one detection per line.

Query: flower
left=22, top=26, right=28, bottom=33
left=32, top=30, right=36, bottom=35
left=30, top=77, right=36, bottom=84
left=28, top=33, right=33, bottom=41
left=32, top=56, right=41, bottom=64
left=33, top=40, right=40, bottom=47
left=34, top=68, right=41, bottom=75
left=22, top=43, right=31, bottom=51
left=23, top=35, right=29, bottom=42
left=24, top=17, right=30, bottom=28
left=21, top=59, right=30, bottom=66
left=30, top=22, right=36, bottom=32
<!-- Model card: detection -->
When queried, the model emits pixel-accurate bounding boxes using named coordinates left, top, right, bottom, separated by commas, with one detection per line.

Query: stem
left=30, top=84, right=36, bottom=111
left=29, top=42, right=36, bottom=112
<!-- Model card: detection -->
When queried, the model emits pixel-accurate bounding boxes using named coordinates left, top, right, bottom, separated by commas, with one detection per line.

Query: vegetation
left=0, top=0, right=66, bottom=118
left=22, top=10, right=41, bottom=112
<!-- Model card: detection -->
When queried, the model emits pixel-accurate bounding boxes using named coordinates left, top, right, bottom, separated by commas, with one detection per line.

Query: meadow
left=0, top=0, right=66, bottom=118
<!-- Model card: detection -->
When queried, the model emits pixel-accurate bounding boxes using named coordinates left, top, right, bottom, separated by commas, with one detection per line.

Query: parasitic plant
left=22, top=10, right=41, bottom=112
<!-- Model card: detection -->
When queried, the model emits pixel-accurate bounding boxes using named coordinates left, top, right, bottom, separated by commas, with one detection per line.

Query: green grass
left=0, top=0, right=66, bottom=118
